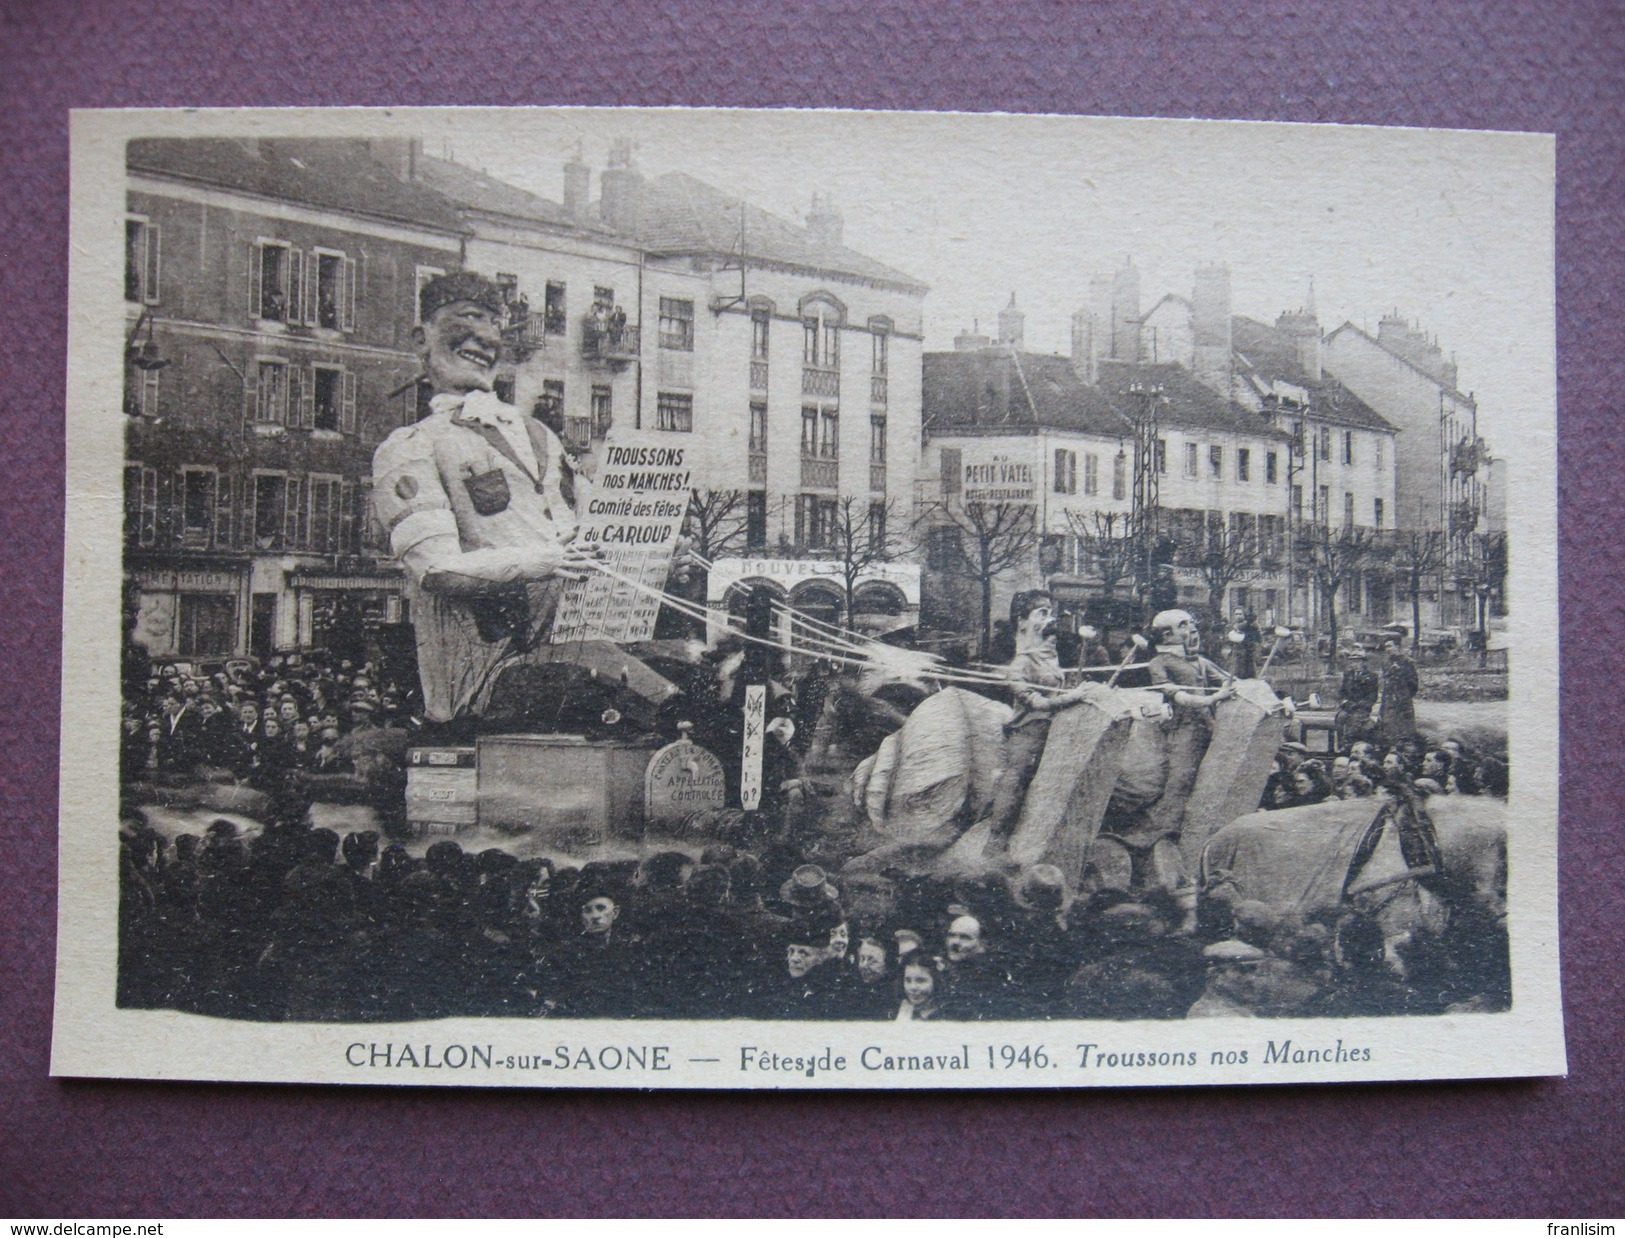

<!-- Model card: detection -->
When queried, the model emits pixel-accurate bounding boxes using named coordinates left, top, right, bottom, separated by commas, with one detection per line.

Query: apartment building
left=1324, top=315, right=1491, bottom=627
left=122, top=137, right=466, bottom=660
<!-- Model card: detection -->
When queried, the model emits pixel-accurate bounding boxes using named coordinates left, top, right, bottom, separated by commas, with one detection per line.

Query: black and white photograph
left=54, top=106, right=1561, bottom=1089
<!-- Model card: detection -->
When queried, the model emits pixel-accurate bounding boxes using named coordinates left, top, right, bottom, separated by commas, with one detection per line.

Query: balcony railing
left=581, top=318, right=640, bottom=366
left=802, top=366, right=839, bottom=398
left=749, top=453, right=767, bottom=485
left=870, top=374, right=888, bottom=405
left=563, top=417, right=593, bottom=452
left=870, top=464, right=887, bottom=493
left=749, top=360, right=769, bottom=391
left=801, top=456, right=838, bottom=489
left=499, top=317, right=549, bottom=363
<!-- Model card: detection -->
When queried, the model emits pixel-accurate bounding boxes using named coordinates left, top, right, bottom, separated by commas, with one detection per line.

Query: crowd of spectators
left=122, top=649, right=420, bottom=809
left=1261, top=735, right=1509, bottom=812
left=117, top=799, right=1509, bottom=1024
left=115, top=630, right=1509, bottom=1024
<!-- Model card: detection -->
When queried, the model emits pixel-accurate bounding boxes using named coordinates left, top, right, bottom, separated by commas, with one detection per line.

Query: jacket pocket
left=463, top=467, right=511, bottom=516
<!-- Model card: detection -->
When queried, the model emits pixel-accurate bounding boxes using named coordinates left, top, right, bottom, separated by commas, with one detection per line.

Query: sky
left=426, top=107, right=1553, bottom=447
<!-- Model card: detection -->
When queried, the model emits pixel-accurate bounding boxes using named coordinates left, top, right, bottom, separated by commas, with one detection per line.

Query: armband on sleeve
left=373, top=430, right=450, bottom=547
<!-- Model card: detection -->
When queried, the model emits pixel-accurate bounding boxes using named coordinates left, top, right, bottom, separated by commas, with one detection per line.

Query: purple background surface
left=1, top=0, right=1621, bottom=1218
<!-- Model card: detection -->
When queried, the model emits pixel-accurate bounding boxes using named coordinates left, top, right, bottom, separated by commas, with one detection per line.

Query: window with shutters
left=1374, top=498, right=1385, bottom=530
left=255, top=360, right=287, bottom=424
left=1237, top=448, right=1251, bottom=482
left=1342, top=431, right=1354, bottom=465
left=125, top=465, right=158, bottom=547
left=1344, top=491, right=1355, bottom=527
left=255, top=241, right=300, bottom=325
left=214, top=473, right=234, bottom=549
left=1184, top=442, right=1199, bottom=478
left=1113, top=453, right=1127, bottom=501
left=414, top=265, right=445, bottom=324
left=1209, top=445, right=1223, bottom=480
left=1053, top=448, right=1076, bottom=495
left=252, top=473, right=286, bottom=549
left=125, top=217, right=160, bottom=305
left=311, top=366, right=341, bottom=432
left=180, top=469, right=216, bottom=545
left=1266, top=451, right=1279, bottom=485
left=591, top=386, right=614, bottom=440
left=138, top=368, right=161, bottom=420
left=1318, top=427, right=1332, bottom=462
left=308, top=475, right=343, bottom=555
left=283, top=476, right=306, bottom=550
left=1084, top=453, right=1099, bottom=496
left=313, top=250, right=355, bottom=332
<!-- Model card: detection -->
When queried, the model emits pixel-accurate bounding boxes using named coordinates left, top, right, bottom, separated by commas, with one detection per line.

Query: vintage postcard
left=53, top=106, right=1561, bottom=1089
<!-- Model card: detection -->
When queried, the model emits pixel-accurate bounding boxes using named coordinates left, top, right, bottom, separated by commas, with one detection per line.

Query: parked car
left=149, top=654, right=261, bottom=682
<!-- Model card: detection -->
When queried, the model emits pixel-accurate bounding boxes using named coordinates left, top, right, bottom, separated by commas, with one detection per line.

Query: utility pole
left=1127, top=381, right=1163, bottom=617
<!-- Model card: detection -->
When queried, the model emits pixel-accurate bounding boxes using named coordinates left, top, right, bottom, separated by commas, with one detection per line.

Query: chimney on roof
left=563, top=143, right=591, bottom=220
left=1276, top=280, right=1322, bottom=381
left=1376, top=311, right=1455, bottom=385
left=1069, top=306, right=1098, bottom=384
left=367, top=138, right=422, bottom=182
left=1191, top=263, right=1233, bottom=397
left=997, top=293, right=1025, bottom=350
left=599, top=138, right=644, bottom=234
left=1111, top=258, right=1141, bottom=362
left=954, top=318, right=992, bottom=351
left=807, top=192, right=843, bottom=248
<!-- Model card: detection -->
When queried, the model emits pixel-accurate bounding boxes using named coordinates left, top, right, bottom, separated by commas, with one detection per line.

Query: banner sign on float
left=550, top=434, right=687, bottom=645
left=740, top=684, right=766, bottom=810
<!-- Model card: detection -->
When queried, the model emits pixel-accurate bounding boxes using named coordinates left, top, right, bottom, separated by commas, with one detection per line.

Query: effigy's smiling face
left=417, top=301, right=501, bottom=395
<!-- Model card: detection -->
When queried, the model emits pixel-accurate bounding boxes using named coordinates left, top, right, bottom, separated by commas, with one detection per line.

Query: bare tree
left=1063, top=509, right=1137, bottom=599
left=1389, top=528, right=1450, bottom=653
left=825, top=495, right=913, bottom=628
left=1189, top=513, right=1262, bottom=630
left=921, top=498, right=1040, bottom=658
left=1456, top=530, right=1508, bottom=664
left=1295, top=521, right=1380, bottom=669
left=684, top=487, right=751, bottom=562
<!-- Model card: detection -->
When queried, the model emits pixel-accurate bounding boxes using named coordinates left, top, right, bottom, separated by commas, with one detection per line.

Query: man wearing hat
left=1335, top=647, right=1380, bottom=747
left=371, top=271, right=678, bottom=730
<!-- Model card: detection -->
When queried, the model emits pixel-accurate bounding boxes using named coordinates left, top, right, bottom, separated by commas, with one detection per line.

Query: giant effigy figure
left=371, top=272, right=680, bottom=734
left=849, top=606, right=1288, bottom=900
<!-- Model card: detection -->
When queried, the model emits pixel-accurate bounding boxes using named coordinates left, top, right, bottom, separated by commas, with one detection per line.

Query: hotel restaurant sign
left=707, top=558, right=922, bottom=605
